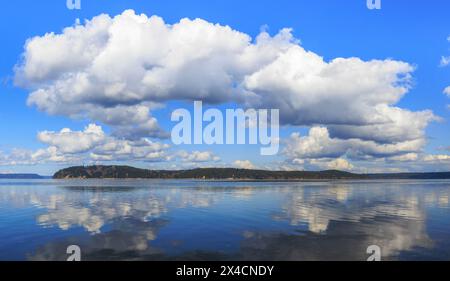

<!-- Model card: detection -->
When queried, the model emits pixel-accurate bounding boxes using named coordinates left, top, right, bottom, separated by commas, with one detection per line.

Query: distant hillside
left=53, top=165, right=450, bottom=180
left=53, top=165, right=360, bottom=180
left=0, top=173, right=46, bottom=179
left=366, top=172, right=450, bottom=180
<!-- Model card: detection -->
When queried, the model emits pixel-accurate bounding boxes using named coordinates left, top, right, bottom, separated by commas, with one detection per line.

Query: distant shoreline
left=51, top=165, right=450, bottom=181
left=47, top=178, right=450, bottom=183
left=0, top=174, right=49, bottom=180
left=5, top=166, right=450, bottom=181
left=3, top=177, right=450, bottom=182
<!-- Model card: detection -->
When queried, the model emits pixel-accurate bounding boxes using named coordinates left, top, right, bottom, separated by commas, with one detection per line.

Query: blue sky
left=1, top=0, right=450, bottom=175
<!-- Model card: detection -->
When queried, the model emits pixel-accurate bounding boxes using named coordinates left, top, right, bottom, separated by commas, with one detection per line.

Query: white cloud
left=33, top=124, right=171, bottom=163
left=90, top=137, right=170, bottom=162
left=383, top=153, right=450, bottom=172
left=284, top=127, right=425, bottom=161
left=88, top=104, right=168, bottom=139
left=0, top=147, right=78, bottom=166
left=233, top=160, right=256, bottom=169
left=37, top=124, right=105, bottom=154
left=7, top=10, right=444, bottom=173
left=387, top=153, right=419, bottom=162
left=281, top=126, right=450, bottom=172
left=1, top=124, right=221, bottom=166
left=322, top=158, right=354, bottom=171
left=422, top=154, right=450, bottom=162
left=14, top=10, right=435, bottom=150
left=285, top=158, right=355, bottom=172
left=15, top=10, right=257, bottom=139
left=0, top=123, right=228, bottom=168
left=282, top=150, right=450, bottom=173
left=326, top=105, right=436, bottom=144
left=177, top=151, right=220, bottom=163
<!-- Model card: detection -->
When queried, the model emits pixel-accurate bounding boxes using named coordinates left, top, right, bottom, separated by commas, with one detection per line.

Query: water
left=0, top=179, right=450, bottom=261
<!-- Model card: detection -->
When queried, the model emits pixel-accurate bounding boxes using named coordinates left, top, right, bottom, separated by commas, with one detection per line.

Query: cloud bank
left=8, top=10, right=445, bottom=171
left=0, top=124, right=219, bottom=167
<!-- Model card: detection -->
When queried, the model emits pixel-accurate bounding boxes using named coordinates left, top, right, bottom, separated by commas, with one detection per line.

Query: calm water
left=1, top=179, right=450, bottom=261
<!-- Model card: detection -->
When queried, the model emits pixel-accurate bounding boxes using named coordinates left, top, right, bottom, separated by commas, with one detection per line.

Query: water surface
left=1, top=179, right=450, bottom=261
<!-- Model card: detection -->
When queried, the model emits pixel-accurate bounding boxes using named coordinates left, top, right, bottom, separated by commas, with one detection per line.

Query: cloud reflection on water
left=0, top=180, right=449, bottom=260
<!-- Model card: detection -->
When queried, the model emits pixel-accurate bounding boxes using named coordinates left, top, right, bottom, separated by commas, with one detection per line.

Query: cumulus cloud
left=38, top=124, right=105, bottom=154
left=327, top=106, right=436, bottom=144
left=382, top=153, right=450, bottom=172
left=283, top=134, right=450, bottom=172
left=318, top=158, right=354, bottom=171
left=15, top=10, right=257, bottom=139
left=422, top=154, right=450, bottom=162
left=8, top=10, right=444, bottom=172
left=89, top=137, right=170, bottom=162
left=284, top=127, right=425, bottom=161
left=0, top=124, right=220, bottom=166
left=285, top=158, right=356, bottom=172
left=233, top=160, right=256, bottom=169
left=387, top=153, right=419, bottom=162
left=89, top=104, right=168, bottom=139
left=34, top=124, right=171, bottom=163
left=14, top=10, right=435, bottom=149
left=177, top=150, right=220, bottom=163
left=0, top=147, right=78, bottom=166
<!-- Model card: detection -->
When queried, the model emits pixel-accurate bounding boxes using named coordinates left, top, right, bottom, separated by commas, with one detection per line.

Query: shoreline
left=53, top=165, right=450, bottom=181
left=47, top=177, right=450, bottom=182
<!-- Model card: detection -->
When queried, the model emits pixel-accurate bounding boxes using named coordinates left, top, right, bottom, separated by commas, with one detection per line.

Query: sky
left=1, top=0, right=450, bottom=175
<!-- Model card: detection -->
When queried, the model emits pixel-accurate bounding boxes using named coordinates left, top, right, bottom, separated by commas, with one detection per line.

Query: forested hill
left=53, top=165, right=450, bottom=180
